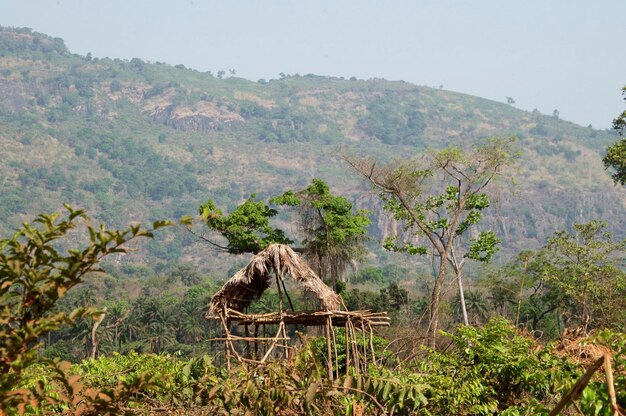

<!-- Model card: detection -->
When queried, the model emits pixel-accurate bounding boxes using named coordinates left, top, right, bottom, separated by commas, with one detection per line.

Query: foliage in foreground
left=0, top=207, right=170, bottom=414
left=10, top=317, right=626, bottom=415
left=2, top=208, right=625, bottom=415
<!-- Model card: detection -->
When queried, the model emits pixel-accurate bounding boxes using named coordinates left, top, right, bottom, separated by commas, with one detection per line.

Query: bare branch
left=185, top=227, right=230, bottom=251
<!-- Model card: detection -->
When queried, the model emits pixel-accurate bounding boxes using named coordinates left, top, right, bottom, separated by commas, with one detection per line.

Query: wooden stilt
left=361, top=321, right=368, bottom=369
left=349, top=321, right=360, bottom=373
left=330, top=320, right=339, bottom=379
left=325, top=317, right=334, bottom=381
left=244, top=324, right=250, bottom=358
left=369, top=324, right=377, bottom=366
left=254, top=323, right=259, bottom=360
left=345, top=320, right=351, bottom=375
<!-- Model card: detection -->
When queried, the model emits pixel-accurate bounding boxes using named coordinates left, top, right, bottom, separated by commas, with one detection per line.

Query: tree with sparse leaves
left=344, top=138, right=517, bottom=346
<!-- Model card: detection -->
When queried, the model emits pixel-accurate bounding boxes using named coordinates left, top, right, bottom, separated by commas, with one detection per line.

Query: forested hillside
left=0, top=26, right=623, bottom=272
left=1, top=25, right=626, bottom=415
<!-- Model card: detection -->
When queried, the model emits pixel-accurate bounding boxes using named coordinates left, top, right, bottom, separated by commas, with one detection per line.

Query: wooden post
left=244, top=324, right=250, bottom=358
left=368, top=324, right=377, bottom=366
left=348, top=321, right=360, bottom=373
left=549, top=356, right=604, bottom=416
left=361, top=321, right=368, bottom=369
left=254, top=323, right=259, bottom=360
left=331, top=319, right=339, bottom=379
left=325, top=317, right=334, bottom=381
left=345, top=321, right=351, bottom=375
left=281, top=321, right=289, bottom=360
left=603, top=354, right=621, bottom=416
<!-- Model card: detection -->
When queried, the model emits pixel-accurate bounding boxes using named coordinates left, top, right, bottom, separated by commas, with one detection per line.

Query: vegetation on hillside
left=1, top=26, right=625, bottom=415
left=0, top=25, right=623, bottom=274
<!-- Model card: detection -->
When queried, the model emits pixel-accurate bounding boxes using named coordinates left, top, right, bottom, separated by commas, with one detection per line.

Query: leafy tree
left=197, top=195, right=292, bottom=254
left=354, top=266, right=385, bottom=284
left=604, top=138, right=626, bottom=185
left=382, top=282, right=409, bottom=311
left=271, top=179, right=371, bottom=290
left=541, top=220, right=626, bottom=331
left=485, top=222, right=625, bottom=337
left=603, top=86, right=626, bottom=185
left=484, top=251, right=563, bottom=336
left=611, top=86, right=626, bottom=136
left=196, top=180, right=369, bottom=290
left=345, top=138, right=517, bottom=346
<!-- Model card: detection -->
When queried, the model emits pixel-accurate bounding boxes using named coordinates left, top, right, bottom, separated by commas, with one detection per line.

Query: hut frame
left=205, top=244, right=389, bottom=378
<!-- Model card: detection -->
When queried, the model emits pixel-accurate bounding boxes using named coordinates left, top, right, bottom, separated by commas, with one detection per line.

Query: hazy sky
left=1, top=0, right=625, bottom=128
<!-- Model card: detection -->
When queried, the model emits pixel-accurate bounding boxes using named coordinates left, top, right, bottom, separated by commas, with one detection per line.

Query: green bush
left=413, top=317, right=576, bottom=415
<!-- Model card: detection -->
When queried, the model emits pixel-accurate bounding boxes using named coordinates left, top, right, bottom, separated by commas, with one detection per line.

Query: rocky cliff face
left=149, top=102, right=245, bottom=132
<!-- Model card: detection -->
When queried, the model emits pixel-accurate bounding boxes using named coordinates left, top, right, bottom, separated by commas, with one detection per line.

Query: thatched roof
left=208, top=244, right=342, bottom=314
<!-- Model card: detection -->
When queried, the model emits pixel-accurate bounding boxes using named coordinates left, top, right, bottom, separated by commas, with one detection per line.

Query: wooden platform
left=207, top=308, right=390, bottom=327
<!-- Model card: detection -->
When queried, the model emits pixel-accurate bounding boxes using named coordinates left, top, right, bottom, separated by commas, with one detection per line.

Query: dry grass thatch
left=554, top=329, right=614, bottom=368
left=208, top=244, right=342, bottom=314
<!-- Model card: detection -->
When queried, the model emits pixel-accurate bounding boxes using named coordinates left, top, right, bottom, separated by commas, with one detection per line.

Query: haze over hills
left=0, top=26, right=623, bottom=271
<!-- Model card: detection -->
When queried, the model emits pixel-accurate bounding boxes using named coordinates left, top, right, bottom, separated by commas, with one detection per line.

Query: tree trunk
left=450, top=249, right=469, bottom=326
left=428, top=258, right=448, bottom=348
left=455, top=268, right=469, bottom=325
left=90, top=310, right=106, bottom=359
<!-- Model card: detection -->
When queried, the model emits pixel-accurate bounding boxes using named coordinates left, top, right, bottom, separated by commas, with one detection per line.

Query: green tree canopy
left=271, top=178, right=371, bottom=289
left=603, top=86, right=626, bottom=185
left=197, top=195, right=292, bottom=254
left=345, top=137, right=517, bottom=345
left=541, top=220, right=626, bottom=331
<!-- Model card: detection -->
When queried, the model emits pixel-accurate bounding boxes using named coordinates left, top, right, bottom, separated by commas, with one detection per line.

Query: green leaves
left=541, top=220, right=626, bottom=329
left=383, top=237, right=428, bottom=255
left=415, top=318, right=570, bottom=415
left=0, top=206, right=157, bottom=410
left=466, top=231, right=502, bottom=262
left=272, top=179, right=371, bottom=287
left=269, top=189, right=301, bottom=206
left=602, top=87, right=625, bottom=185
left=198, top=195, right=292, bottom=254
left=603, top=137, right=626, bottom=185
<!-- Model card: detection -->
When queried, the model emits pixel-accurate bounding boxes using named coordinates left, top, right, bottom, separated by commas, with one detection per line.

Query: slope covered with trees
left=1, top=26, right=626, bottom=415
left=0, top=26, right=623, bottom=274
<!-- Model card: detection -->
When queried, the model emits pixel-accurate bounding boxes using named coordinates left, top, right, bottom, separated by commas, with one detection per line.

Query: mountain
left=0, top=26, right=623, bottom=272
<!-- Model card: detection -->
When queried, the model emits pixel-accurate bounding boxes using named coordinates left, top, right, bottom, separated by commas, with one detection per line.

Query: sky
left=1, top=0, right=625, bottom=129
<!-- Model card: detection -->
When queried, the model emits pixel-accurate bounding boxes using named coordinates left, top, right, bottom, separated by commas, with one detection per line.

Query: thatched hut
left=208, top=244, right=341, bottom=315
left=205, top=244, right=389, bottom=378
